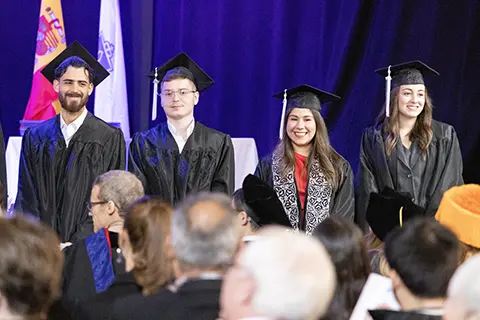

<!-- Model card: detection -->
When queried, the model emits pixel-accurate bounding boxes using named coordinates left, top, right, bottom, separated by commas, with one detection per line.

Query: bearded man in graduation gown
left=14, top=41, right=126, bottom=242
left=128, top=53, right=235, bottom=204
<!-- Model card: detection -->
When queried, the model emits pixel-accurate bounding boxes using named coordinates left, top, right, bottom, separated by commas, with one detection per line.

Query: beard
left=59, top=92, right=89, bottom=113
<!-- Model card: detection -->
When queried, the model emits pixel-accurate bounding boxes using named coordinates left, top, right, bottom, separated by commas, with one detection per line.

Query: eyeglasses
left=159, top=89, right=197, bottom=99
left=86, top=201, right=108, bottom=211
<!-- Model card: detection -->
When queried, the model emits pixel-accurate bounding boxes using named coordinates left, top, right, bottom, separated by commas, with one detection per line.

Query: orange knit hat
left=435, top=184, right=480, bottom=248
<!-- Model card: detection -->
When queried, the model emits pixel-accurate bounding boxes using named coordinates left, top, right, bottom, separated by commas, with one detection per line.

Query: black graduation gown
left=128, top=121, right=235, bottom=204
left=14, top=113, right=125, bottom=241
left=75, top=272, right=142, bottom=320
left=0, top=122, right=6, bottom=210
left=62, top=229, right=126, bottom=316
left=255, top=152, right=355, bottom=234
left=111, top=279, right=222, bottom=320
left=356, top=120, right=463, bottom=230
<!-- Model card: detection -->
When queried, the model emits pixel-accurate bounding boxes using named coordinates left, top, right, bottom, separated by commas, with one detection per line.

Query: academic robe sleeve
left=211, top=135, right=235, bottom=195
left=254, top=156, right=273, bottom=186
left=330, top=160, right=355, bottom=221
left=105, top=129, right=126, bottom=171
left=128, top=133, right=149, bottom=192
left=424, top=127, right=464, bottom=216
left=15, top=129, right=40, bottom=217
left=355, top=130, right=379, bottom=231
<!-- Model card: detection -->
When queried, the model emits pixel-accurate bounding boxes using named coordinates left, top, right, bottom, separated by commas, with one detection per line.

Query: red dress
left=294, top=152, right=308, bottom=229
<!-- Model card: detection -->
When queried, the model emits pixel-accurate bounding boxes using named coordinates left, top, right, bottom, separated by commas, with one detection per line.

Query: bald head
left=172, top=192, right=240, bottom=272
left=188, top=200, right=230, bottom=232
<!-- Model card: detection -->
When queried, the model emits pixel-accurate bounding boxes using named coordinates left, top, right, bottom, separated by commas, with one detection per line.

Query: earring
left=115, top=248, right=123, bottom=264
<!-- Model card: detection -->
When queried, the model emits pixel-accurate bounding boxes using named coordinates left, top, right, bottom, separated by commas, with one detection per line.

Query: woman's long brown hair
left=276, top=105, right=343, bottom=191
left=124, top=197, right=174, bottom=296
left=376, top=86, right=433, bottom=157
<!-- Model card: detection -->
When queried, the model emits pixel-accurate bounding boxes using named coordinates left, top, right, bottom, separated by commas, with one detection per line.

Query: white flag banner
left=94, top=0, right=130, bottom=139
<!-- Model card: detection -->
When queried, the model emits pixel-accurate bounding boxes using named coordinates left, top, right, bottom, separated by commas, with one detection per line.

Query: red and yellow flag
left=23, top=0, right=66, bottom=120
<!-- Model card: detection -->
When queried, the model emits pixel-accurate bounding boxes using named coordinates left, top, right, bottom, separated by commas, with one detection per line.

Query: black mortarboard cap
left=375, top=60, right=439, bottom=89
left=366, top=187, right=425, bottom=241
left=242, top=174, right=292, bottom=228
left=273, top=84, right=341, bottom=139
left=41, top=41, right=110, bottom=86
left=148, top=52, right=214, bottom=92
left=273, top=84, right=341, bottom=111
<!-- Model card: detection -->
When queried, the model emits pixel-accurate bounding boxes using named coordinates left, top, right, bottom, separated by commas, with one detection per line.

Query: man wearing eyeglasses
left=128, top=53, right=235, bottom=204
left=61, top=170, right=144, bottom=316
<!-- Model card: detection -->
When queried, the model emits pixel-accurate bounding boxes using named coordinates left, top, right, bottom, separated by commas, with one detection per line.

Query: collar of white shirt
left=167, top=118, right=195, bottom=153
left=60, top=108, right=88, bottom=146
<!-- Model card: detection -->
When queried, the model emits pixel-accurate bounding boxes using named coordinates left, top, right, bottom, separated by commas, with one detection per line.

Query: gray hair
left=240, top=227, right=336, bottom=320
left=93, top=170, right=145, bottom=218
left=447, top=255, right=480, bottom=314
left=172, top=192, right=239, bottom=271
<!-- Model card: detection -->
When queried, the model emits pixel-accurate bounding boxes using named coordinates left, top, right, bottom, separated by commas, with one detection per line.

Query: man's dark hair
left=54, top=56, right=95, bottom=84
left=161, top=67, right=197, bottom=89
left=232, top=188, right=259, bottom=231
left=384, top=217, right=460, bottom=298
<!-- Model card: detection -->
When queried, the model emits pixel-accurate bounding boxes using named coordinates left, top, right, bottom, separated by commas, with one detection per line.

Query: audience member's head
left=89, top=170, right=145, bottom=232
left=384, top=217, right=460, bottom=311
left=313, top=217, right=371, bottom=319
left=0, top=215, right=63, bottom=319
left=220, top=226, right=336, bottom=320
left=436, top=184, right=480, bottom=263
left=232, top=188, right=259, bottom=237
left=444, top=255, right=480, bottom=320
left=120, top=197, right=174, bottom=296
left=172, top=192, right=241, bottom=276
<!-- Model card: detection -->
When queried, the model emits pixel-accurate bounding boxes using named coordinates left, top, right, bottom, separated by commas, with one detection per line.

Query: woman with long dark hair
left=255, top=85, right=354, bottom=234
left=312, top=216, right=371, bottom=320
left=356, top=61, right=463, bottom=229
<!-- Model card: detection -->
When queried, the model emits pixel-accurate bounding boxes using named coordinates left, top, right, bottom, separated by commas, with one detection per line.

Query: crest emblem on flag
left=98, top=32, right=115, bottom=73
left=35, top=7, right=66, bottom=61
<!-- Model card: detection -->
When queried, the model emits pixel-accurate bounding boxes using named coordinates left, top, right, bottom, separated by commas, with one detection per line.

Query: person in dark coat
left=128, top=53, right=235, bottom=205
left=14, top=41, right=126, bottom=242
left=61, top=171, right=144, bottom=315
left=75, top=197, right=174, bottom=320
left=111, top=192, right=241, bottom=320
left=356, top=61, right=463, bottom=230
left=255, top=85, right=355, bottom=234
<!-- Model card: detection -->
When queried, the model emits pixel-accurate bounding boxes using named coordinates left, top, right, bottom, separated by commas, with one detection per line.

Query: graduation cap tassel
left=385, top=65, right=392, bottom=118
left=152, top=68, right=159, bottom=121
left=279, top=89, right=287, bottom=140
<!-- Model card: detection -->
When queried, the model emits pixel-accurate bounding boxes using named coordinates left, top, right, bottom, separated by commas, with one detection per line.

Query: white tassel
left=152, top=67, right=159, bottom=121
left=385, top=65, right=392, bottom=118
left=279, top=89, right=287, bottom=140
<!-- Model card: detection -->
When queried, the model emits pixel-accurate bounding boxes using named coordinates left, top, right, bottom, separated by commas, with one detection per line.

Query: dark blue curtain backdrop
left=1, top=0, right=479, bottom=182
